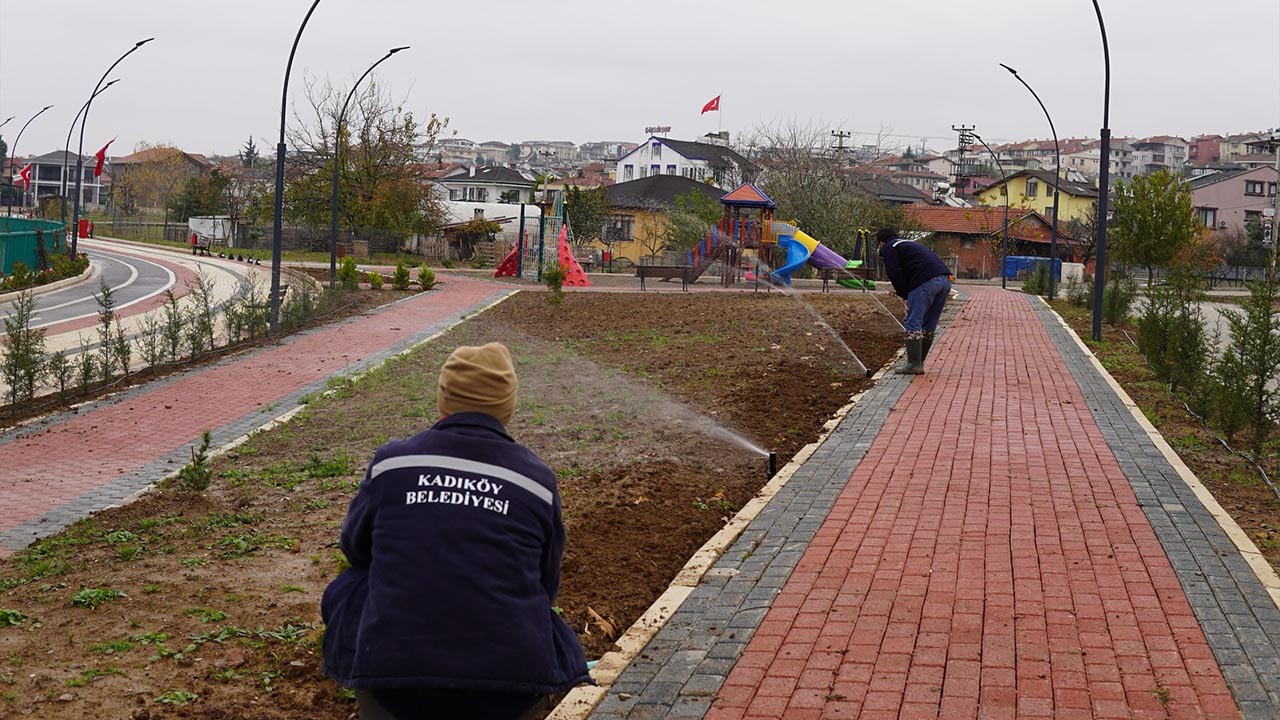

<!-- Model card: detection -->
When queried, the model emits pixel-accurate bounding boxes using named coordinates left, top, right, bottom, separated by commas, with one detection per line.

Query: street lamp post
left=1001, top=63, right=1061, bottom=301
left=270, top=0, right=323, bottom=333
left=62, top=80, right=120, bottom=226
left=0, top=117, right=14, bottom=129
left=329, top=46, right=409, bottom=288
left=1090, top=0, right=1112, bottom=342
left=972, top=132, right=1009, bottom=289
left=72, top=38, right=153, bottom=258
left=6, top=105, right=53, bottom=216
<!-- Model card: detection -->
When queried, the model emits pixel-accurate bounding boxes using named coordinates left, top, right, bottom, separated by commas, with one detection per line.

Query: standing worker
left=322, top=342, right=590, bottom=719
left=877, top=228, right=952, bottom=375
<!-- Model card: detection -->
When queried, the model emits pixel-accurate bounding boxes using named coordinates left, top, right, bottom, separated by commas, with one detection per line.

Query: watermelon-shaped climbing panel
left=494, top=244, right=520, bottom=277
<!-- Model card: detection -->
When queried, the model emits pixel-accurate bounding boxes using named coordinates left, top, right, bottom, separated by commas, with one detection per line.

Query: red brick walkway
left=708, top=289, right=1240, bottom=719
left=0, top=275, right=507, bottom=542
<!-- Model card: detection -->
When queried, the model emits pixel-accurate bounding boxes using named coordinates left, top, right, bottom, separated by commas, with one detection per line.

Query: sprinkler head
left=768, top=452, right=778, bottom=478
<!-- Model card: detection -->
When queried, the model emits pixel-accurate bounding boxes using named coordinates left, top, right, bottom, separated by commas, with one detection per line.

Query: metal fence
left=0, top=218, right=67, bottom=274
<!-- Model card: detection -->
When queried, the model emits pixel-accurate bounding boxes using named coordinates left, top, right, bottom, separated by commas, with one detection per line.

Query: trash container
left=78, top=218, right=92, bottom=238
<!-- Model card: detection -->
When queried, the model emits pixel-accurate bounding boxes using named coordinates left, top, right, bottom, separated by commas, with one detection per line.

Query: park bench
left=817, top=266, right=875, bottom=293
left=636, top=265, right=690, bottom=291
left=191, top=236, right=213, bottom=257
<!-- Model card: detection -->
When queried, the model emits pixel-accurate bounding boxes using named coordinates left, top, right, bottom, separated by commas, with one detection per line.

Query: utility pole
left=831, top=129, right=852, bottom=159
left=952, top=125, right=976, bottom=196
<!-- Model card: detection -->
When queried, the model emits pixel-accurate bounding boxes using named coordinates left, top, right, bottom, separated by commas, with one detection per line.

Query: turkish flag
left=700, top=95, right=720, bottom=114
left=94, top=139, right=115, bottom=177
left=18, top=164, right=31, bottom=190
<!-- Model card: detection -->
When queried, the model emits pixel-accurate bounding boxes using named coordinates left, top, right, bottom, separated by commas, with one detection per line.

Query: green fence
left=0, top=218, right=67, bottom=276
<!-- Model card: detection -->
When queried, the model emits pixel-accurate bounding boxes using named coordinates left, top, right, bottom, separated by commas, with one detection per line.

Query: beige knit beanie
left=437, top=342, right=517, bottom=424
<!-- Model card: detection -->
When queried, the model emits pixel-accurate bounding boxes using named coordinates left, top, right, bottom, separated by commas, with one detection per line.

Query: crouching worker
left=322, top=342, right=591, bottom=720
left=876, top=227, right=952, bottom=375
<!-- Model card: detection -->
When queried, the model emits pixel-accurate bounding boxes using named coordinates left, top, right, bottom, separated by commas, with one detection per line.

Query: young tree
left=167, top=169, right=230, bottom=222
left=565, top=185, right=608, bottom=247
left=1111, top=168, right=1201, bottom=284
left=1215, top=275, right=1280, bottom=453
left=1065, top=201, right=1101, bottom=268
left=663, top=188, right=722, bottom=253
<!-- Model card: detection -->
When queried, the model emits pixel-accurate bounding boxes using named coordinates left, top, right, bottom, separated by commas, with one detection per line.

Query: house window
left=639, top=166, right=648, bottom=178
left=449, top=189, right=460, bottom=201
left=1245, top=180, right=1265, bottom=196
left=605, top=214, right=635, bottom=241
left=1270, top=182, right=1277, bottom=196
left=652, top=143, right=662, bottom=158
left=1197, top=208, right=1217, bottom=228
left=960, top=238, right=976, bottom=249
left=624, top=164, right=634, bottom=181
left=650, top=164, right=660, bottom=176
left=666, top=164, right=677, bottom=175
left=1026, top=178, right=1038, bottom=197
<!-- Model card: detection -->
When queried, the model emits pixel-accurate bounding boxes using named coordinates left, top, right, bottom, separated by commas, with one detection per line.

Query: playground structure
left=496, top=182, right=873, bottom=291
left=636, top=182, right=874, bottom=291
left=494, top=196, right=589, bottom=287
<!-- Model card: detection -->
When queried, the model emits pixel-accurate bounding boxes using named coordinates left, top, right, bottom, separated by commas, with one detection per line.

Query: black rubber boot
left=894, top=338, right=925, bottom=375
left=922, top=332, right=934, bottom=361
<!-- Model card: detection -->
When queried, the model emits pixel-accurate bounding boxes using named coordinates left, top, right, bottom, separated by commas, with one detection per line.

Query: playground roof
left=605, top=175, right=726, bottom=209
left=720, top=183, right=775, bottom=208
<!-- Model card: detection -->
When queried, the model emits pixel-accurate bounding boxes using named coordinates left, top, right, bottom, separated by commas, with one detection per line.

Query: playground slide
left=807, top=240, right=874, bottom=290
left=772, top=234, right=813, bottom=283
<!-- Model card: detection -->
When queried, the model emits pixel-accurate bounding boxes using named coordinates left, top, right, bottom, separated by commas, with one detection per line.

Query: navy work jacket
left=321, top=412, right=590, bottom=695
left=878, top=237, right=951, bottom=299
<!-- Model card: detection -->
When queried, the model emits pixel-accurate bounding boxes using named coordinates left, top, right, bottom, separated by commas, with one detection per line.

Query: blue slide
left=771, top=234, right=812, bottom=285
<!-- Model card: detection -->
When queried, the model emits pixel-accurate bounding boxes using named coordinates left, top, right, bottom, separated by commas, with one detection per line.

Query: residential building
left=1189, top=165, right=1278, bottom=234
left=110, top=146, right=212, bottom=211
left=475, top=141, right=513, bottom=165
left=436, top=165, right=535, bottom=204
left=1131, top=136, right=1188, bottom=174
left=1222, top=133, right=1264, bottom=162
left=433, top=138, right=477, bottom=165
left=521, top=140, right=578, bottom=165
left=847, top=174, right=931, bottom=205
left=1064, top=138, right=1136, bottom=183
left=8, top=150, right=106, bottom=209
left=598, top=175, right=725, bottom=264
left=904, top=205, right=1073, bottom=278
left=614, top=135, right=754, bottom=188
left=578, top=141, right=636, bottom=163
left=972, top=168, right=1099, bottom=224
left=1188, top=134, right=1224, bottom=164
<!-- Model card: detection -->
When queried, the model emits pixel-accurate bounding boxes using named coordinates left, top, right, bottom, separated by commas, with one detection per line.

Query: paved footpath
left=587, top=287, right=1280, bottom=719
left=0, top=274, right=512, bottom=554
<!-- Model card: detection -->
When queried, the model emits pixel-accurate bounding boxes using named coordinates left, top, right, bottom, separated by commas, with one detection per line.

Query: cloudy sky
left=1, top=0, right=1277, bottom=159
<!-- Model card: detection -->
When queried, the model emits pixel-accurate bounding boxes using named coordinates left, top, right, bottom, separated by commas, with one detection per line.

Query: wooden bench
left=191, top=239, right=213, bottom=257
left=636, top=265, right=690, bottom=291
left=818, top=266, right=875, bottom=293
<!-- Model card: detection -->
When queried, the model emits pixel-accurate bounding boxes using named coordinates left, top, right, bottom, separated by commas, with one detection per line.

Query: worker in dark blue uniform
left=322, top=342, right=590, bottom=720
left=877, top=228, right=952, bottom=374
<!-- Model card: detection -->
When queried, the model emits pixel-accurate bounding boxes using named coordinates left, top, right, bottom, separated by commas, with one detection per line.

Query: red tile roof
left=904, top=205, right=1073, bottom=243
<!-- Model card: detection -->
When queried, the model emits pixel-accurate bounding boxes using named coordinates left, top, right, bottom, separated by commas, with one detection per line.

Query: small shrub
left=418, top=263, right=436, bottom=291
left=0, top=610, right=27, bottom=627
left=544, top=264, right=566, bottom=305
left=1, top=291, right=47, bottom=406
left=1065, top=278, right=1091, bottom=308
left=391, top=261, right=411, bottom=291
left=441, top=257, right=455, bottom=269
left=366, top=271, right=384, bottom=289
left=337, top=257, right=360, bottom=291
left=177, top=431, right=214, bottom=492
left=1103, top=273, right=1137, bottom=326
left=1021, top=262, right=1049, bottom=296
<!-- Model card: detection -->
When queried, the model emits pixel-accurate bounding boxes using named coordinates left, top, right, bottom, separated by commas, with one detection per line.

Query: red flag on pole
left=18, top=164, right=32, bottom=190
left=93, top=139, right=115, bottom=177
left=700, top=95, right=721, bottom=114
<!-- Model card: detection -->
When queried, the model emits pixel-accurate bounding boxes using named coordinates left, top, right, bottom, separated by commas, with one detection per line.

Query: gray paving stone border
left=1032, top=296, right=1280, bottom=717
left=0, top=288, right=514, bottom=552
left=584, top=293, right=969, bottom=720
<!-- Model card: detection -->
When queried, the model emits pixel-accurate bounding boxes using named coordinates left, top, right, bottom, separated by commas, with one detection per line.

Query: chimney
left=469, top=165, right=476, bottom=177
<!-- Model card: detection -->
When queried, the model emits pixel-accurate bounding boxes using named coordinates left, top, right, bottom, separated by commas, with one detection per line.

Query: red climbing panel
left=556, top=226, right=590, bottom=287
left=494, top=244, right=520, bottom=277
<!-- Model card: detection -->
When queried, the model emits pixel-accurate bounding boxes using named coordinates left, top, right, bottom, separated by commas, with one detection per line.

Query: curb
left=0, top=265, right=95, bottom=305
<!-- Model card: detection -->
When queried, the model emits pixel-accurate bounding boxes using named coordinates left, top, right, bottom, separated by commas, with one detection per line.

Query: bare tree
left=285, top=75, right=448, bottom=250
left=743, top=119, right=909, bottom=259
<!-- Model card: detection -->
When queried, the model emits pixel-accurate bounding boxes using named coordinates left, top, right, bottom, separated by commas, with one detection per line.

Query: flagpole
left=718, top=91, right=723, bottom=136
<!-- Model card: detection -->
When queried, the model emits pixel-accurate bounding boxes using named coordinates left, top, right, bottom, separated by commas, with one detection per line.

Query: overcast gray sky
left=1, top=0, right=1277, bottom=159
